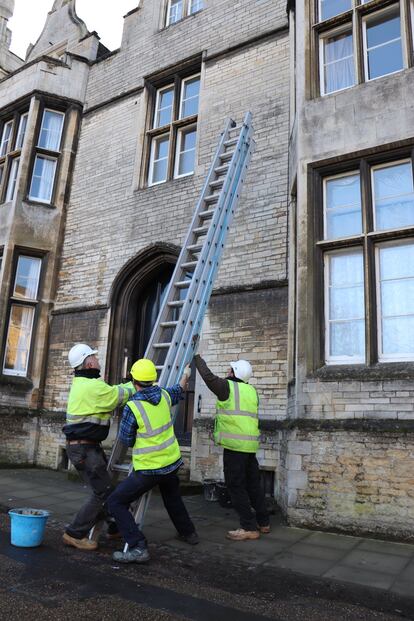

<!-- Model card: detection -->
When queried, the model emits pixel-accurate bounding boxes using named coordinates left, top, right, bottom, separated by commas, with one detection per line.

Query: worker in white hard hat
left=62, top=343, right=136, bottom=552
left=194, top=350, right=270, bottom=541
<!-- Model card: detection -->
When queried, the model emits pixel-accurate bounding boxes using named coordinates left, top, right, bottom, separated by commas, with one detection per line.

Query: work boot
left=62, top=532, right=98, bottom=551
left=226, top=528, right=260, bottom=541
left=113, top=546, right=150, bottom=564
left=176, top=531, right=200, bottom=545
left=259, top=525, right=271, bottom=534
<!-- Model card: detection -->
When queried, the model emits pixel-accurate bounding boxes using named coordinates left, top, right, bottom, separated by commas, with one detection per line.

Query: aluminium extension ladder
left=92, top=112, right=255, bottom=548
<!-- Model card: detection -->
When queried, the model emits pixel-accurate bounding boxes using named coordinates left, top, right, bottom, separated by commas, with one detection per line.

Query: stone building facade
left=288, top=0, right=414, bottom=540
left=0, top=0, right=412, bottom=542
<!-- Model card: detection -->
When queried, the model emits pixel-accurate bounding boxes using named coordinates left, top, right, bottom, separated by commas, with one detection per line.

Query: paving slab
left=340, top=549, right=410, bottom=575
left=324, top=565, right=396, bottom=590
left=288, top=541, right=350, bottom=562
left=304, top=531, right=360, bottom=550
left=357, top=539, right=414, bottom=558
left=264, top=552, right=337, bottom=577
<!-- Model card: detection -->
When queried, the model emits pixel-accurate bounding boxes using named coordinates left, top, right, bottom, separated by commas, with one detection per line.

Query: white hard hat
left=230, top=360, right=253, bottom=383
left=68, top=344, right=98, bottom=369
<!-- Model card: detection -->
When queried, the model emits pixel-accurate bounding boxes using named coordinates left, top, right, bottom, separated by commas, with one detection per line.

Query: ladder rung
left=187, top=243, right=203, bottom=252
left=199, top=208, right=215, bottom=220
left=160, top=321, right=178, bottom=328
left=209, top=179, right=224, bottom=190
left=175, top=281, right=191, bottom=289
left=153, top=342, right=171, bottom=349
left=228, top=124, right=242, bottom=133
left=181, top=260, right=197, bottom=269
left=155, top=365, right=164, bottom=370
left=204, top=194, right=219, bottom=204
left=224, top=138, right=238, bottom=147
left=193, top=225, right=209, bottom=234
left=111, top=464, right=130, bottom=473
left=220, top=151, right=234, bottom=162
left=214, top=164, right=229, bottom=174
left=168, top=300, right=184, bottom=307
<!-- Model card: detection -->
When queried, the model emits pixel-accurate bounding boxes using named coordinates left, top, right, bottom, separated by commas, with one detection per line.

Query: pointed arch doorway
left=107, top=244, right=194, bottom=445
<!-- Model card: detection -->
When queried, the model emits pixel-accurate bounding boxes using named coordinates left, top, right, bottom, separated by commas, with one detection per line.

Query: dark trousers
left=107, top=469, right=195, bottom=549
left=66, top=443, right=115, bottom=539
left=223, top=449, right=269, bottom=531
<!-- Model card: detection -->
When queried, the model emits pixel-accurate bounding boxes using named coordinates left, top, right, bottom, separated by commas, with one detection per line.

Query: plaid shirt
left=119, top=384, right=183, bottom=475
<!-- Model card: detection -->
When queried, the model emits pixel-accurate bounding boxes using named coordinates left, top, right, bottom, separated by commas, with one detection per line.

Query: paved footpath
left=0, top=468, right=413, bottom=600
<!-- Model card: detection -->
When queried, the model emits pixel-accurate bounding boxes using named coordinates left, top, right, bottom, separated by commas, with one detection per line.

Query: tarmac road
left=0, top=513, right=413, bottom=621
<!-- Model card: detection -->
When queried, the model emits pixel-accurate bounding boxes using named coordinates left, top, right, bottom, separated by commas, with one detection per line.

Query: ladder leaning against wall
left=91, top=112, right=255, bottom=548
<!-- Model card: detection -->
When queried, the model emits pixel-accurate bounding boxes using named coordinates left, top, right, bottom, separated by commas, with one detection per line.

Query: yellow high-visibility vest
left=66, top=377, right=135, bottom=426
left=215, top=381, right=259, bottom=453
left=129, top=390, right=181, bottom=471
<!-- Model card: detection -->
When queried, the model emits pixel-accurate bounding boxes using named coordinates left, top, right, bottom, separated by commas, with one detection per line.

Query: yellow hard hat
left=130, top=358, right=157, bottom=382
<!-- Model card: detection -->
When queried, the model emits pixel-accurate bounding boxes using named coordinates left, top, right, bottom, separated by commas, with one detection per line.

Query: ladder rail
left=157, top=114, right=253, bottom=386
left=163, top=120, right=254, bottom=385
left=142, top=118, right=236, bottom=365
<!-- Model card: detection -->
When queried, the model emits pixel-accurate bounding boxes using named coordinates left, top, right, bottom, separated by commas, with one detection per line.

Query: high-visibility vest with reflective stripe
left=215, top=381, right=259, bottom=453
left=130, top=390, right=181, bottom=471
left=66, top=377, right=135, bottom=426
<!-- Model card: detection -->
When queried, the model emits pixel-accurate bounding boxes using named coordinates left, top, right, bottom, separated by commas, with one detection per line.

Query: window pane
left=176, top=128, right=196, bottom=176
left=320, top=0, right=352, bottom=21
left=168, top=0, right=183, bottom=24
left=6, top=157, right=20, bottom=202
left=149, top=135, right=169, bottom=184
left=327, top=251, right=365, bottom=361
left=379, top=243, right=414, bottom=358
left=373, top=162, right=414, bottom=230
left=180, top=76, right=200, bottom=118
left=325, top=173, right=362, bottom=239
left=3, top=305, right=35, bottom=376
left=0, top=121, right=13, bottom=157
left=38, top=110, right=64, bottom=151
left=366, top=11, right=403, bottom=80
left=29, top=156, right=57, bottom=203
left=154, top=88, right=174, bottom=128
left=16, top=113, right=28, bottom=150
left=323, top=31, right=355, bottom=94
left=190, top=0, right=203, bottom=13
left=14, top=256, right=42, bottom=300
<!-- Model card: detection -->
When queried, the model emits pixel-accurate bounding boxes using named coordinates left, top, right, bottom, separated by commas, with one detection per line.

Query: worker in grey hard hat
left=194, top=351, right=269, bottom=541
left=62, top=343, right=136, bottom=552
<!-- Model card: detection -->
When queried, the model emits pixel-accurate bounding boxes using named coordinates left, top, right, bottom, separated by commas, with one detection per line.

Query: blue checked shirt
left=119, top=384, right=183, bottom=475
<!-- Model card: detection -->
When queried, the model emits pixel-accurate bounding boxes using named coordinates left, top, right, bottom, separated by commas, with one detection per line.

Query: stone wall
left=282, top=427, right=414, bottom=542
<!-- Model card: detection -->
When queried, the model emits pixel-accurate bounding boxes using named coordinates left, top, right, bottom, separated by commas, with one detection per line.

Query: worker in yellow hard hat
left=107, top=358, right=198, bottom=564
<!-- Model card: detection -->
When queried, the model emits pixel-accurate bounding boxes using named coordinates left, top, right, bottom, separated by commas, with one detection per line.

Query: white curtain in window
left=373, top=162, right=414, bottom=230
left=324, top=31, right=355, bottom=94
left=30, top=157, right=56, bottom=202
left=39, top=111, right=64, bottom=151
left=14, top=256, right=41, bottom=300
left=3, top=305, right=34, bottom=375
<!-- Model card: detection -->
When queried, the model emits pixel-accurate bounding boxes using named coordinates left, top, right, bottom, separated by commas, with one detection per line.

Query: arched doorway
left=108, top=244, right=194, bottom=444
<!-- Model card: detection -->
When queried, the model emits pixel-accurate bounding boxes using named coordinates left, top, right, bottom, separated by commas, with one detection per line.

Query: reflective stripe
left=117, top=386, right=127, bottom=406
left=219, top=409, right=257, bottom=419
left=66, top=414, right=110, bottom=426
left=219, top=383, right=258, bottom=419
left=216, top=432, right=258, bottom=442
left=161, top=389, right=172, bottom=408
left=126, top=385, right=135, bottom=399
left=133, top=400, right=153, bottom=433
left=133, top=395, right=172, bottom=436
left=133, top=435, right=176, bottom=455
left=137, top=420, right=173, bottom=439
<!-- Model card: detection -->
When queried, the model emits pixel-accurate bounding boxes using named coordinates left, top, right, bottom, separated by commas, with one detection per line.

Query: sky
left=8, top=0, right=139, bottom=59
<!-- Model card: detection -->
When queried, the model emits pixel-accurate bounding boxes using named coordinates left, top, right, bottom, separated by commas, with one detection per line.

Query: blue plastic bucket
left=8, top=508, right=50, bottom=548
